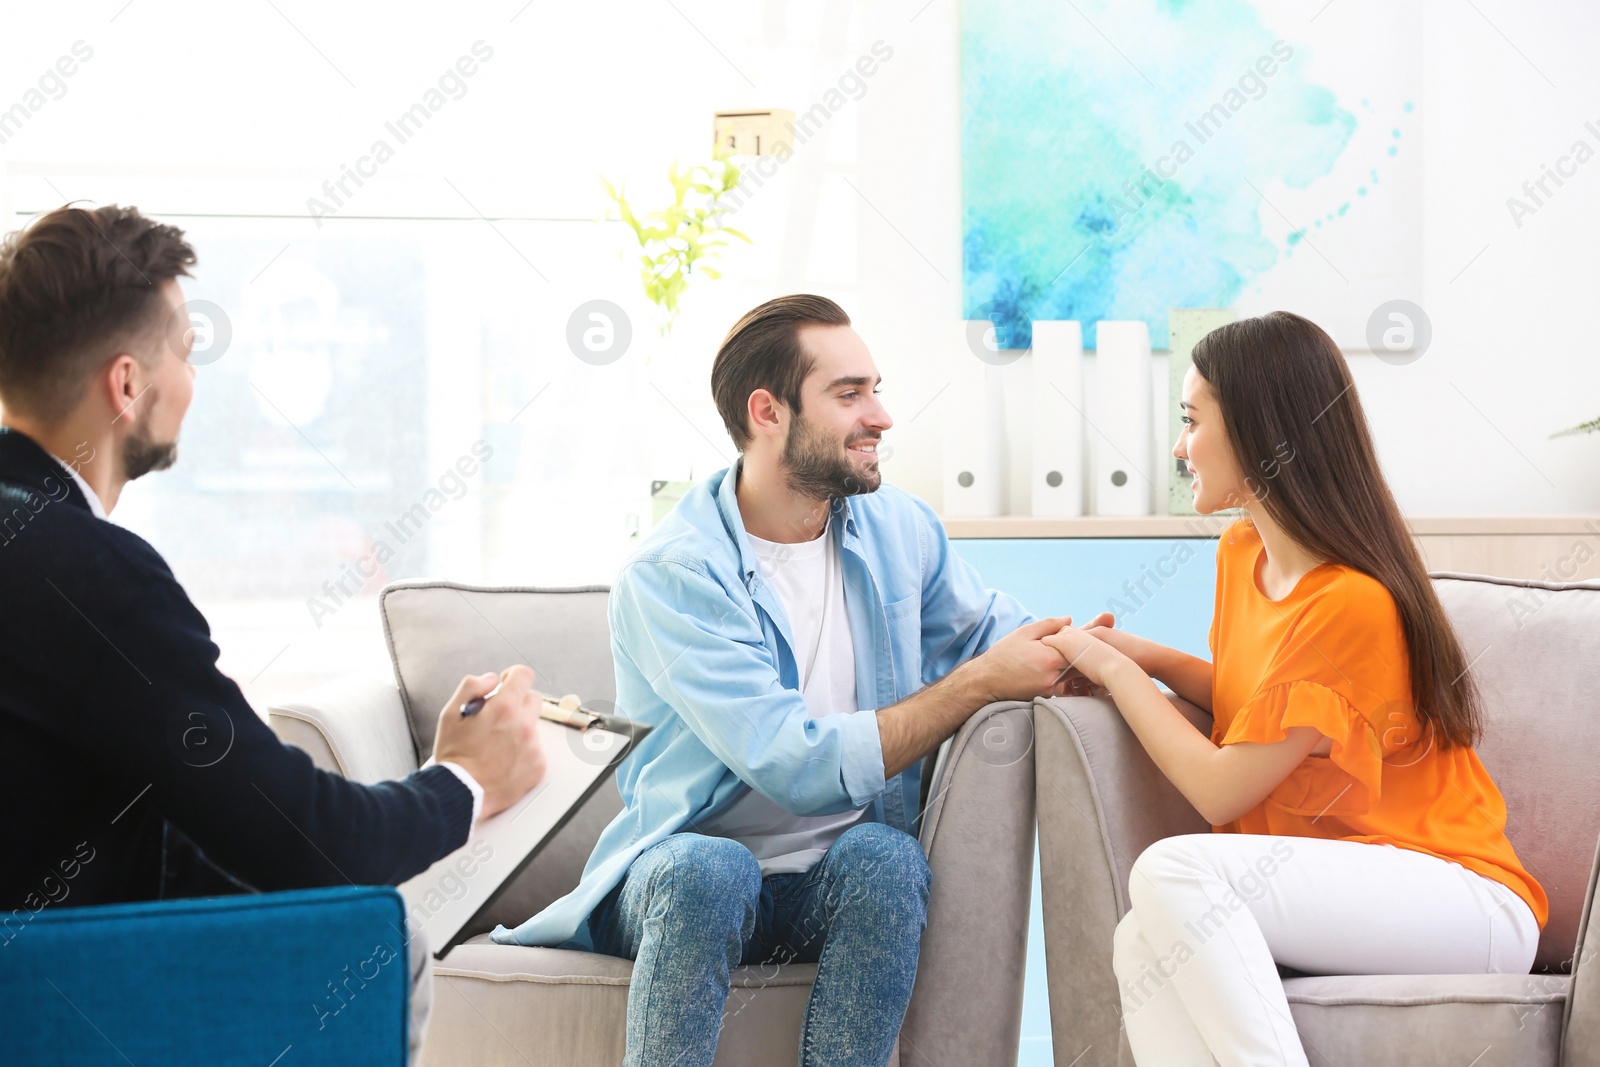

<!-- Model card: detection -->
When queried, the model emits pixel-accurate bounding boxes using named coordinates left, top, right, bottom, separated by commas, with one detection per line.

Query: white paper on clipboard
left=399, top=716, right=634, bottom=957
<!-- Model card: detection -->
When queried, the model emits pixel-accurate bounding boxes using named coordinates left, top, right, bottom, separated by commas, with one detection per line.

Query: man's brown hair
left=0, top=204, right=195, bottom=420
left=711, top=294, right=850, bottom=450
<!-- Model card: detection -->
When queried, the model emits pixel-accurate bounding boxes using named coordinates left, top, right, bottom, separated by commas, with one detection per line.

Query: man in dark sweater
left=0, top=204, right=547, bottom=1055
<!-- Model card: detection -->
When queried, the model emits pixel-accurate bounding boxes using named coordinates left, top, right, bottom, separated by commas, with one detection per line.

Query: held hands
left=967, top=616, right=1078, bottom=702
left=1041, top=621, right=1135, bottom=691
left=1059, top=611, right=1116, bottom=695
left=432, top=665, right=548, bottom=822
left=969, top=614, right=1137, bottom=702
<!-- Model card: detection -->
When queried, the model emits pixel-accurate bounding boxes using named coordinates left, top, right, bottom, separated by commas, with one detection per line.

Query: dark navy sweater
left=0, top=428, right=471, bottom=914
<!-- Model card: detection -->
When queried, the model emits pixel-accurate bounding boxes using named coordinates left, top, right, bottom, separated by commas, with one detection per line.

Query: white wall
left=861, top=0, right=1600, bottom=518
left=2, top=0, right=1597, bottom=528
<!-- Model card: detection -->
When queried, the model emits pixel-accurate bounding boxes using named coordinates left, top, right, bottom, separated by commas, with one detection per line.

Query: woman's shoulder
left=1214, top=517, right=1260, bottom=561
left=1305, top=563, right=1401, bottom=626
left=1278, top=564, right=1407, bottom=680
left=1272, top=566, right=1408, bottom=704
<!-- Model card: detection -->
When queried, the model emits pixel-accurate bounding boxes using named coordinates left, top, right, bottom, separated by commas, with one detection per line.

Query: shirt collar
left=714, top=458, right=763, bottom=584
left=54, top=455, right=106, bottom=519
left=714, top=458, right=860, bottom=584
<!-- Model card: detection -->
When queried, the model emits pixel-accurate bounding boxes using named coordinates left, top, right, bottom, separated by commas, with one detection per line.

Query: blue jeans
left=587, top=822, right=932, bottom=1067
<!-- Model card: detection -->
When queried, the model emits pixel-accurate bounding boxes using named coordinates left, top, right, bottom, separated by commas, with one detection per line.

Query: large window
left=1, top=202, right=767, bottom=704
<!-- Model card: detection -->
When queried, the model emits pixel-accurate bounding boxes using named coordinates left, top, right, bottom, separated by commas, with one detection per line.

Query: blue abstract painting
left=962, top=0, right=1366, bottom=349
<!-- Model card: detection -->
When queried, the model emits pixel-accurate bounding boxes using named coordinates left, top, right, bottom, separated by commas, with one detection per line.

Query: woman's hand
left=1081, top=612, right=1154, bottom=668
left=1050, top=612, right=1116, bottom=696
left=1041, top=623, right=1139, bottom=690
left=1078, top=614, right=1215, bottom=714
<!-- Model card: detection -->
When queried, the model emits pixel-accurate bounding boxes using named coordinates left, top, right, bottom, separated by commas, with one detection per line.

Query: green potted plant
left=603, top=149, right=751, bottom=335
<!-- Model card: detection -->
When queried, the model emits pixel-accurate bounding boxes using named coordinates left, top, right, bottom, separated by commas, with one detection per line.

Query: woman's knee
left=1111, top=909, right=1151, bottom=983
left=1127, top=834, right=1214, bottom=913
left=1112, top=909, right=1190, bottom=1024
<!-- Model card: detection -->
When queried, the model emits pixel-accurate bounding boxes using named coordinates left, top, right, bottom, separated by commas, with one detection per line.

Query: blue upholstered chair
left=1, top=885, right=412, bottom=1066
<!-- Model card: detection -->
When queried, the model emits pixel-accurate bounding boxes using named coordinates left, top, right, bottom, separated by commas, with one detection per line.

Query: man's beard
left=122, top=424, right=178, bottom=481
left=780, top=412, right=881, bottom=500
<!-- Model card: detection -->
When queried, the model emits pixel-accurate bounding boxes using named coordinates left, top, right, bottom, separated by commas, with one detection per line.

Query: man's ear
left=746, top=388, right=786, bottom=440
left=104, top=353, right=143, bottom=424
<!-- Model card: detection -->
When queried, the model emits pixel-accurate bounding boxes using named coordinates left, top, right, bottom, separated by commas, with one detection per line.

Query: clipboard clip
left=540, top=694, right=602, bottom=731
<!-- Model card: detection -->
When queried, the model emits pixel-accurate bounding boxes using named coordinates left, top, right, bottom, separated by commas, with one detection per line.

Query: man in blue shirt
left=494, top=294, right=1073, bottom=1066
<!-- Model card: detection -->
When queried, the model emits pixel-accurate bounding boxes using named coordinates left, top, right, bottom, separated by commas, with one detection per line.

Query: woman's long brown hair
left=1191, top=311, right=1483, bottom=748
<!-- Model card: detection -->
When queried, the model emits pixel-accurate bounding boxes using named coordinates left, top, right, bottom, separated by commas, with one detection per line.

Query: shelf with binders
left=942, top=515, right=1600, bottom=583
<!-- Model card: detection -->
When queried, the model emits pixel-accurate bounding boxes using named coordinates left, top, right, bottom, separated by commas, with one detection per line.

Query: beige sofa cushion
left=379, top=581, right=624, bottom=934
left=1431, top=573, right=1600, bottom=971
left=1284, top=973, right=1567, bottom=1065
left=1032, top=571, right=1600, bottom=1066
left=426, top=938, right=844, bottom=1067
left=379, top=581, right=617, bottom=756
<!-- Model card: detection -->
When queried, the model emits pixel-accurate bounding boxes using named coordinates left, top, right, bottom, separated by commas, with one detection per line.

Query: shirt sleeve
left=1220, top=680, right=1384, bottom=818
left=909, top=495, right=1034, bottom=687
left=53, top=534, right=474, bottom=891
left=610, top=557, right=887, bottom=816
left=1217, top=572, right=1406, bottom=819
left=435, top=761, right=485, bottom=825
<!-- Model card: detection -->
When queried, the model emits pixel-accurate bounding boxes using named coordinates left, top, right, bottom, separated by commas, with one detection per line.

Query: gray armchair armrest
left=901, top=700, right=1035, bottom=1066
left=1562, top=840, right=1600, bottom=1065
left=267, top=672, right=420, bottom=784
left=1033, top=692, right=1213, bottom=1067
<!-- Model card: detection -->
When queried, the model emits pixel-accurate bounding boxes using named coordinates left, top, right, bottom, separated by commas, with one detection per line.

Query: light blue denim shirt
left=491, top=462, right=1032, bottom=950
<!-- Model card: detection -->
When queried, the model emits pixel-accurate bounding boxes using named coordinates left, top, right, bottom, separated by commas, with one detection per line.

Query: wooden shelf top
left=942, top=515, right=1600, bottom=539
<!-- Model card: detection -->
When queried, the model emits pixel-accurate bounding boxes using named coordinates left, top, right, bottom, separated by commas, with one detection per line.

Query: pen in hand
left=460, top=683, right=501, bottom=718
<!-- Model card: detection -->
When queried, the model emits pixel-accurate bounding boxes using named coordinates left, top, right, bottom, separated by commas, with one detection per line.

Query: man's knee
left=638, top=833, right=762, bottom=920
left=826, top=823, right=931, bottom=910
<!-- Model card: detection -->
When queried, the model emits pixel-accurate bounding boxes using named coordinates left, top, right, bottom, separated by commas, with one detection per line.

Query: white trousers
left=1113, top=834, right=1540, bottom=1067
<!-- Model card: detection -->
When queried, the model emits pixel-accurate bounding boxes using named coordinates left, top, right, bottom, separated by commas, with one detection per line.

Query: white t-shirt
left=697, top=515, right=867, bottom=874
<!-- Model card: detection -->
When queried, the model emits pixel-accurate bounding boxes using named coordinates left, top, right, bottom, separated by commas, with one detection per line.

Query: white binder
left=943, top=325, right=1005, bottom=517
left=1030, top=321, right=1084, bottom=517
left=1092, top=320, right=1152, bottom=517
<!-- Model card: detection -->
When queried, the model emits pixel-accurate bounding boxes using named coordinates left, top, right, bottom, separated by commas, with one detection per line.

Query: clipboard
left=399, top=697, right=646, bottom=958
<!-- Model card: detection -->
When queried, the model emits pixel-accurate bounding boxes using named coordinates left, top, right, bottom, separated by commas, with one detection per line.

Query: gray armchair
left=1033, top=571, right=1600, bottom=1066
left=267, top=580, right=1038, bottom=1066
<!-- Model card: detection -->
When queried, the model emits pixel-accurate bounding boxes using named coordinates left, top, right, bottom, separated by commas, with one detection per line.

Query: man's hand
left=877, top=615, right=1077, bottom=779
left=960, top=616, right=1076, bottom=703
left=432, top=666, right=548, bottom=821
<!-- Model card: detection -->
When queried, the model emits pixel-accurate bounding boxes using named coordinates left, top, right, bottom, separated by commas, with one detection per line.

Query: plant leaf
left=1551, top=415, right=1600, bottom=438
left=599, top=150, right=755, bottom=320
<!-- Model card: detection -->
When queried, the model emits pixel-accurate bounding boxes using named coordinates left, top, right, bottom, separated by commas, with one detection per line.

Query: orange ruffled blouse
left=1209, top=520, right=1547, bottom=928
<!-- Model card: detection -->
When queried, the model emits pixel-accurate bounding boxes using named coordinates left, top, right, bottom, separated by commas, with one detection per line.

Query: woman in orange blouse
left=1044, top=311, right=1544, bottom=1067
